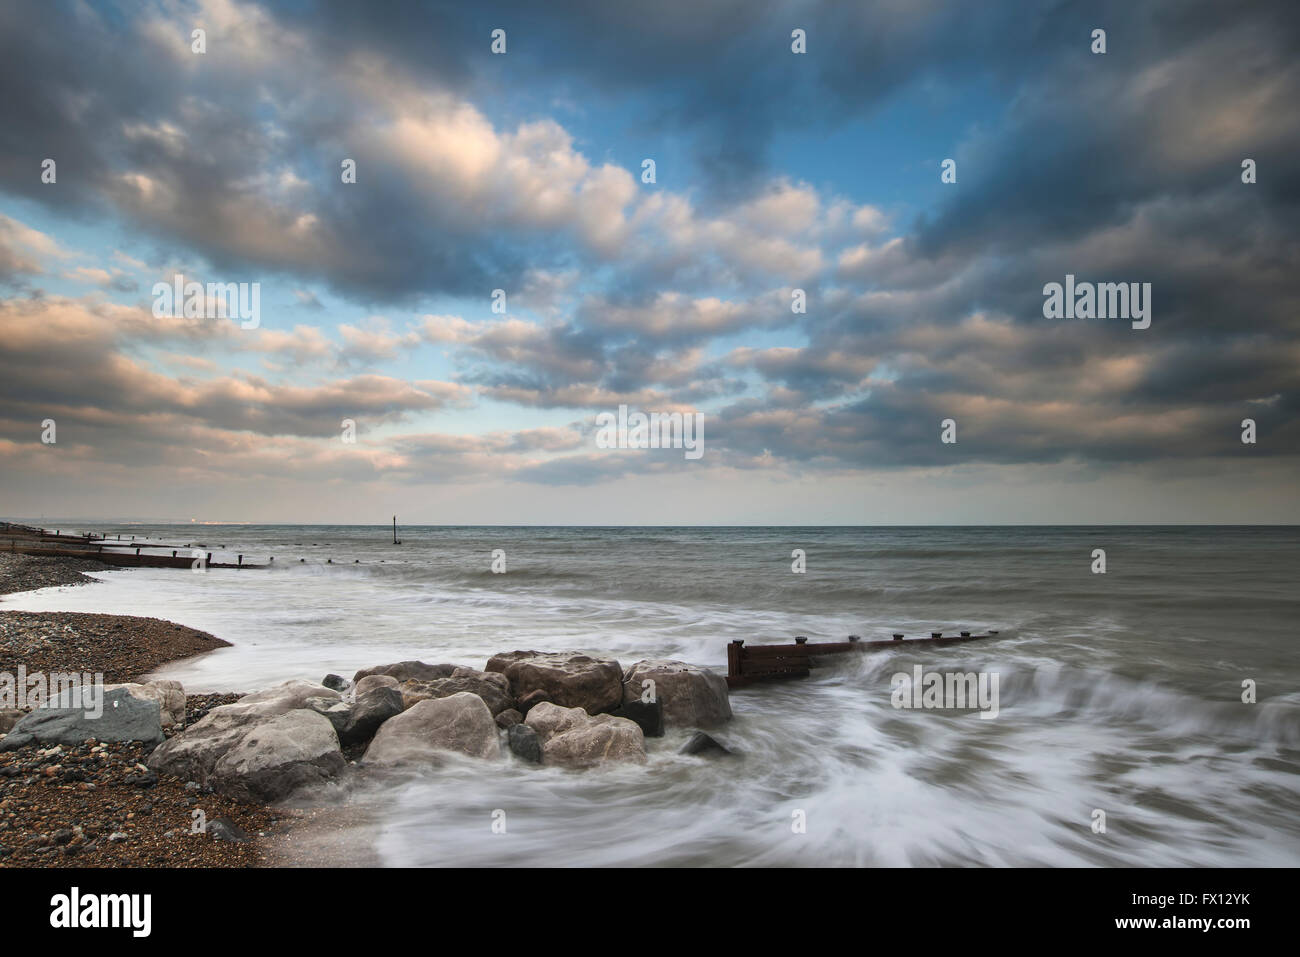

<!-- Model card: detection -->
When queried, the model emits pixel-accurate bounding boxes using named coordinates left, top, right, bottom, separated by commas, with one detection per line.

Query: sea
left=5, top=524, right=1298, bottom=867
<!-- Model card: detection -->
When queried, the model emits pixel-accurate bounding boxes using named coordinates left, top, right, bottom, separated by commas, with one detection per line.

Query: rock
left=518, top=689, right=551, bottom=714
left=303, top=697, right=352, bottom=737
left=124, top=768, right=159, bottom=788
left=321, top=674, right=350, bottom=693
left=494, top=708, right=523, bottom=729
left=0, top=688, right=164, bottom=751
left=353, top=661, right=457, bottom=684
left=353, top=674, right=400, bottom=697
left=524, top=701, right=646, bottom=768
left=611, top=699, right=664, bottom=738
left=238, top=680, right=342, bottom=712
left=207, top=818, right=251, bottom=843
left=0, top=710, right=22, bottom=734
left=104, top=680, right=186, bottom=727
left=339, top=686, right=404, bottom=747
left=486, top=651, right=623, bottom=715
left=679, top=731, right=732, bottom=757
left=363, top=692, right=501, bottom=765
left=399, top=668, right=515, bottom=715
left=210, top=710, right=344, bottom=803
left=507, top=724, right=542, bottom=764
left=148, top=680, right=341, bottom=785
left=622, top=660, right=732, bottom=728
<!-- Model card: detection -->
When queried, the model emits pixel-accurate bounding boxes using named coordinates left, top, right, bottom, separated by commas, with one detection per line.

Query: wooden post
left=238, top=554, right=243, bottom=567
left=727, top=639, right=745, bottom=681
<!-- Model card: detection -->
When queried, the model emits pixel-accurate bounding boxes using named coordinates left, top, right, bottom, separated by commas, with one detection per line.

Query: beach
left=0, top=551, right=300, bottom=867
left=2, top=524, right=1299, bottom=868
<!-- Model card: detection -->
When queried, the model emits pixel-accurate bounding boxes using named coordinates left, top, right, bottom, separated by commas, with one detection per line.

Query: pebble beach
left=0, top=553, right=299, bottom=868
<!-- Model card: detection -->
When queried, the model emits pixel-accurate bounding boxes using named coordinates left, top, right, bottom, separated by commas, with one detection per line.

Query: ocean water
left=5, top=524, right=1299, bottom=867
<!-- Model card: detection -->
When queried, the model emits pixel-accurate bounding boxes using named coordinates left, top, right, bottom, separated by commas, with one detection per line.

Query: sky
left=0, top=0, right=1297, bottom=525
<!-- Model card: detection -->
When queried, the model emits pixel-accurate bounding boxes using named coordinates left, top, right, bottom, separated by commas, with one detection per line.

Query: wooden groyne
left=726, top=631, right=1000, bottom=687
left=3, top=523, right=267, bottom=569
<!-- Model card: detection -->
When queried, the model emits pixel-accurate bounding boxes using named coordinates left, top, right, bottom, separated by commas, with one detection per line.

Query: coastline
left=0, top=552, right=309, bottom=868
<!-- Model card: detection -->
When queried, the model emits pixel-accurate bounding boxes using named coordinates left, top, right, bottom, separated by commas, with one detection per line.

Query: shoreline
left=0, top=551, right=311, bottom=868
left=0, top=548, right=740, bottom=869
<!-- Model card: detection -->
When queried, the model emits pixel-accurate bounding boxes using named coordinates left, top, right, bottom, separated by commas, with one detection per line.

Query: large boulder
left=363, top=692, right=501, bottom=766
left=148, top=680, right=341, bottom=784
left=399, top=668, right=514, bottom=716
left=210, top=710, right=345, bottom=803
left=105, top=680, right=186, bottom=727
left=353, top=661, right=457, bottom=684
left=0, top=688, right=165, bottom=751
left=524, top=702, right=646, bottom=769
left=486, top=651, right=623, bottom=715
left=621, top=660, right=732, bottom=728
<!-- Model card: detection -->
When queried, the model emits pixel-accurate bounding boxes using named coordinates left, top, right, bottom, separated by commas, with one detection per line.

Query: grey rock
left=339, top=686, right=404, bottom=746
left=104, top=680, right=186, bottom=727
left=611, top=699, right=664, bottom=738
left=0, top=688, right=164, bottom=751
left=237, top=680, right=341, bottom=712
left=207, top=817, right=252, bottom=842
left=304, top=697, right=352, bottom=737
left=507, top=723, right=542, bottom=764
left=148, top=680, right=341, bottom=787
left=679, top=731, right=733, bottom=757
left=321, top=674, right=350, bottom=693
left=210, top=709, right=344, bottom=803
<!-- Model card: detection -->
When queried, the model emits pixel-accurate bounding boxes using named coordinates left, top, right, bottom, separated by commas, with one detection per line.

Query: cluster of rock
left=1, top=651, right=736, bottom=805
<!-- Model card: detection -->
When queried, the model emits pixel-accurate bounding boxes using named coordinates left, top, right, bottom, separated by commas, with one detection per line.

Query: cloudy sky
left=1, top=0, right=1297, bottom=524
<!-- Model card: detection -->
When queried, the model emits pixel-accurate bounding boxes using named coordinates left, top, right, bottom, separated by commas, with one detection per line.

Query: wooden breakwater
left=3, top=523, right=267, bottom=569
left=726, top=631, right=1000, bottom=687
